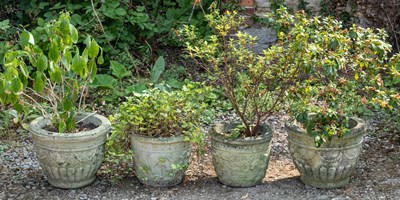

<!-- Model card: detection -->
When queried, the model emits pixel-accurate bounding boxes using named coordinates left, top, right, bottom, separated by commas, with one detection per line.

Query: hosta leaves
left=110, top=60, right=131, bottom=79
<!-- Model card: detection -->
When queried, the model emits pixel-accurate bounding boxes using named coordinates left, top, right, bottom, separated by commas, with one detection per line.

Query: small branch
left=76, top=111, right=97, bottom=124
left=21, top=92, right=49, bottom=117
left=90, top=0, right=114, bottom=49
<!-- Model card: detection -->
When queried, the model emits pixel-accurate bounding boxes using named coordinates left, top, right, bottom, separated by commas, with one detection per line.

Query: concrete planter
left=286, top=117, right=366, bottom=189
left=131, top=134, right=191, bottom=187
left=30, top=112, right=111, bottom=189
left=210, top=123, right=273, bottom=187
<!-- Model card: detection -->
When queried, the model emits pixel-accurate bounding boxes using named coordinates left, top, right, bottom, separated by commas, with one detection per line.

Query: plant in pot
left=179, top=3, right=300, bottom=187
left=266, top=7, right=392, bottom=188
left=108, top=82, right=210, bottom=187
left=0, top=13, right=110, bottom=189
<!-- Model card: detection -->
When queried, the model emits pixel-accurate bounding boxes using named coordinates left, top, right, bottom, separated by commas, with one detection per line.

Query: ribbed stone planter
left=210, top=123, right=273, bottom=187
left=131, top=134, right=191, bottom=187
left=286, top=117, right=366, bottom=189
left=30, top=112, right=111, bottom=189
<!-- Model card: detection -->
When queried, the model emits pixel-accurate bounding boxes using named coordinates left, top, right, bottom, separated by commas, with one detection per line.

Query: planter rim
left=210, top=122, right=273, bottom=145
left=130, top=132, right=187, bottom=144
left=285, top=116, right=366, bottom=139
left=29, top=112, right=111, bottom=138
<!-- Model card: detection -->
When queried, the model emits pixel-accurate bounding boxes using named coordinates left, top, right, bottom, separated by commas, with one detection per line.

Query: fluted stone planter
left=30, top=112, right=111, bottom=189
left=131, top=134, right=191, bottom=187
left=286, top=117, right=366, bottom=189
left=210, top=123, right=273, bottom=187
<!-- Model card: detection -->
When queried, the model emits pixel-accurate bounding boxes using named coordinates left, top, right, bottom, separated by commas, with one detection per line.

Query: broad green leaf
left=88, top=39, right=99, bottom=59
left=19, top=62, right=29, bottom=78
left=69, top=24, right=78, bottom=43
left=61, top=51, right=72, bottom=71
left=36, top=54, right=48, bottom=72
left=10, top=77, right=23, bottom=94
left=72, top=55, right=86, bottom=77
left=0, top=19, right=10, bottom=31
left=49, top=64, right=62, bottom=84
left=150, top=56, right=165, bottom=83
left=124, top=83, right=147, bottom=94
left=110, top=60, right=131, bottom=79
left=167, top=78, right=182, bottom=89
left=90, top=74, right=117, bottom=89
left=33, top=73, right=45, bottom=92
left=115, top=7, right=126, bottom=16
left=48, top=42, right=60, bottom=62
left=59, top=15, right=70, bottom=35
left=20, top=31, right=35, bottom=47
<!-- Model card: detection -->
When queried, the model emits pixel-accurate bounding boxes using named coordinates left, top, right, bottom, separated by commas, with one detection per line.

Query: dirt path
left=1, top=115, right=399, bottom=200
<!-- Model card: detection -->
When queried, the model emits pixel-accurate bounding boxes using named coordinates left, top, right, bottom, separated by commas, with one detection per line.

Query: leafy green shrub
left=104, top=82, right=212, bottom=179
left=0, top=13, right=103, bottom=132
left=267, top=7, right=392, bottom=146
left=180, top=3, right=300, bottom=137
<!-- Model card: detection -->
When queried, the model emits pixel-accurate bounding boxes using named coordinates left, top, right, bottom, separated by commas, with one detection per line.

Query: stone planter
left=286, top=117, right=366, bottom=189
left=210, top=123, right=273, bottom=187
left=30, top=112, right=111, bottom=189
left=131, top=134, right=191, bottom=187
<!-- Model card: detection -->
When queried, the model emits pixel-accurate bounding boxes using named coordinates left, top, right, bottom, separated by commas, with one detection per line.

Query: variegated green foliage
left=266, top=7, right=392, bottom=146
left=0, top=12, right=103, bottom=132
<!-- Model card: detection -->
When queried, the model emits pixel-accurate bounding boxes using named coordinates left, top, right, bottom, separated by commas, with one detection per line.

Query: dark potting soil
left=43, top=122, right=98, bottom=133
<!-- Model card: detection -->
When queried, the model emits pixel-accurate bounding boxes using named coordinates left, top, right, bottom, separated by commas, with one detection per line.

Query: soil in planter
left=43, top=122, right=98, bottom=133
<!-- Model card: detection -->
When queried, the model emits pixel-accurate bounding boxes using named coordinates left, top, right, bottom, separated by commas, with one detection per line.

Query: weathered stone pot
left=30, top=112, right=111, bottom=189
left=286, top=117, right=366, bottom=189
left=131, top=134, right=191, bottom=187
left=210, top=123, right=273, bottom=187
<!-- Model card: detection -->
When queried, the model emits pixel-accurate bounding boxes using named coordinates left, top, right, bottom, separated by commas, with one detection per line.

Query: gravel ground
left=1, top=114, right=399, bottom=200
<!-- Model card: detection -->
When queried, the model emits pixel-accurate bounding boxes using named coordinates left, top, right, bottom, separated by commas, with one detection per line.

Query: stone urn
left=286, top=117, right=366, bottom=189
left=30, top=112, right=111, bottom=189
left=131, top=134, right=191, bottom=187
left=210, top=123, right=273, bottom=187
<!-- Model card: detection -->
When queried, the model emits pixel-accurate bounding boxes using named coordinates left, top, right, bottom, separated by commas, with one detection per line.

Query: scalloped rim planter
left=131, top=134, right=191, bottom=187
left=210, top=123, right=273, bottom=187
left=30, top=112, right=111, bottom=189
left=286, top=117, right=366, bottom=189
